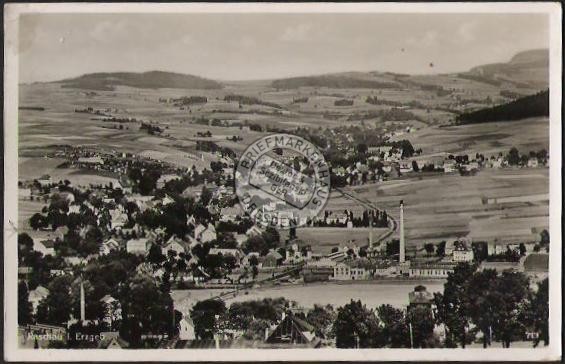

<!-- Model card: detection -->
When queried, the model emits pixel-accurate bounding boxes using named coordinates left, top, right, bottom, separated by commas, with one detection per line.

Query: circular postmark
left=235, top=133, right=330, bottom=229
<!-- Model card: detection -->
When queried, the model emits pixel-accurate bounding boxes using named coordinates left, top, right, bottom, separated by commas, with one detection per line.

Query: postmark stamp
left=235, top=134, right=330, bottom=229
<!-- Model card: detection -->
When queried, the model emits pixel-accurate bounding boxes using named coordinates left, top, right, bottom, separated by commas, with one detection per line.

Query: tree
left=36, top=276, right=73, bottom=325
left=407, top=305, right=436, bottom=348
left=436, top=241, right=446, bottom=257
left=539, top=229, right=549, bottom=246
left=147, top=244, right=166, bottom=266
left=376, top=304, right=410, bottom=348
left=18, top=281, right=33, bottom=325
left=412, top=160, right=420, bottom=172
left=333, top=300, right=383, bottom=348
left=18, top=233, right=34, bottom=258
left=119, top=274, right=178, bottom=347
left=466, top=269, right=499, bottom=348
left=200, top=186, right=212, bottom=205
left=527, top=278, right=549, bottom=347
left=29, top=213, right=48, bottom=230
left=507, top=147, right=520, bottom=166
left=191, top=299, right=226, bottom=339
left=489, top=271, right=530, bottom=348
left=424, top=243, right=435, bottom=255
left=434, top=263, right=476, bottom=348
left=307, top=304, right=336, bottom=339
left=519, top=243, right=527, bottom=256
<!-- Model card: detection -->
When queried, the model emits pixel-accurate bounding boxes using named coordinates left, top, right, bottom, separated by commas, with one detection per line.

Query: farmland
left=18, top=49, right=549, bottom=255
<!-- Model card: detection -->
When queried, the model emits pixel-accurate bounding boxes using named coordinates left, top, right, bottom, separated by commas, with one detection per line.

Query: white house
left=162, top=236, right=186, bottom=256
left=100, top=238, right=121, bottom=256
left=34, top=239, right=55, bottom=257
left=453, top=248, right=474, bottom=262
left=332, top=262, right=369, bottom=280
left=126, top=238, right=150, bottom=255
left=527, top=158, right=539, bottom=168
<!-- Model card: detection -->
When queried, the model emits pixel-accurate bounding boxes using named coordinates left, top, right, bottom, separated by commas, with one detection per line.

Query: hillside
left=57, top=71, right=223, bottom=91
left=456, top=89, right=549, bottom=125
left=462, top=48, right=548, bottom=89
left=271, top=74, right=400, bottom=90
left=270, top=49, right=548, bottom=91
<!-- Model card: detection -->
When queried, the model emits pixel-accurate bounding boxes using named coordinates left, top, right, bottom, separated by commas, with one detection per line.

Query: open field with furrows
left=395, top=117, right=549, bottom=157
left=348, top=168, right=549, bottom=247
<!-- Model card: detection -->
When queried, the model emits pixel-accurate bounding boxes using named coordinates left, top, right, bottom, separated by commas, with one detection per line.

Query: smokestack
left=80, top=278, right=86, bottom=322
left=369, top=211, right=373, bottom=248
left=399, top=200, right=405, bottom=263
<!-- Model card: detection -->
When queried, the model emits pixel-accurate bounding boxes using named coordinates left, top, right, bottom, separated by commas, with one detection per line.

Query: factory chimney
left=399, top=200, right=405, bottom=263
left=80, top=277, right=86, bottom=322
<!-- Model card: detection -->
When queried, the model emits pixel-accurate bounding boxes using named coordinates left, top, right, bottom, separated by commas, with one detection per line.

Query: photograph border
left=3, top=2, right=562, bottom=362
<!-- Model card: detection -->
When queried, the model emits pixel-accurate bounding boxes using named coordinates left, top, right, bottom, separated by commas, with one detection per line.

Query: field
left=18, top=73, right=549, bottom=253
left=349, top=168, right=549, bottom=247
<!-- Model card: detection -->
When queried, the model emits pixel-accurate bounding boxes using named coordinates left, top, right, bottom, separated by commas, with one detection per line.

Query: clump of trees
left=456, top=90, right=549, bottom=125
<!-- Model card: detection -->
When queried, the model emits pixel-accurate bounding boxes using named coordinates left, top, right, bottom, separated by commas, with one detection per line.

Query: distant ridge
left=271, top=74, right=400, bottom=90
left=462, top=48, right=548, bottom=89
left=56, top=71, right=223, bottom=91
left=456, top=89, right=549, bottom=125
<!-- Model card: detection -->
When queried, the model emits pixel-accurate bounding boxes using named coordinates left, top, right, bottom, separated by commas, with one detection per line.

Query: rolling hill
left=56, top=71, right=223, bottom=91
left=271, top=73, right=400, bottom=90
left=461, top=48, right=548, bottom=89
left=456, top=89, right=549, bottom=125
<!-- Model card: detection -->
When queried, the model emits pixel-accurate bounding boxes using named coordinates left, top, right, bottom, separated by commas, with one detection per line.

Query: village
left=16, top=130, right=550, bottom=349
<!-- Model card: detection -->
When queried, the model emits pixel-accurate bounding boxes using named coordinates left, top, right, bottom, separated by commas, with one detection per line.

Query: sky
left=19, top=13, right=549, bottom=83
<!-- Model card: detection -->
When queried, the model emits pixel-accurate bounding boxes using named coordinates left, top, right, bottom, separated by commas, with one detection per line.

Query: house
left=34, top=239, right=55, bottom=256
left=162, top=195, right=175, bottom=206
left=332, top=262, right=369, bottom=280
left=246, top=226, right=263, bottom=237
left=220, top=206, right=241, bottom=222
left=28, top=286, right=49, bottom=314
left=209, top=248, right=242, bottom=260
left=527, top=158, right=539, bottom=168
left=453, top=247, right=474, bottom=262
left=408, top=262, right=455, bottom=278
left=64, top=256, right=85, bottom=266
left=266, top=312, right=322, bottom=347
left=100, top=295, right=122, bottom=328
left=408, top=285, right=433, bottom=307
left=116, top=176, right=134, bottom=194
left=399, top=162, right=413, bottom=173
left=162, top=236, right=186, bottom=256
left=260, top=250, right=283, bottom=268
left=157, top=174, right=181, bottom=189
left=36, top=175, right=52, bottom=187
left=200, top=225, right=217, bottom=243
left=487, top=242, right=507, bottom=256
left=77, top=156, right=104, bottom=166
left=109, top=209, right=128, bottom=230
left=98, top=332, right=129, bottom=349
left=126, top=238, right=150, bottom=255
left=443, top=160, right=457, bottom=173
left=100, top=238, right=121, bottom=256
left=179, top=316, right=196, bottom=340
left=234, top=234, right=248, bottom=247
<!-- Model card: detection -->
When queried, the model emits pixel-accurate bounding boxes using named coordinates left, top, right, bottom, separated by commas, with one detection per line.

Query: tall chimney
left=399, top=200, right=405, bottom=263
left=80, top=278, right=86, bottom=322
left=369, top=211, right=373, bottom=248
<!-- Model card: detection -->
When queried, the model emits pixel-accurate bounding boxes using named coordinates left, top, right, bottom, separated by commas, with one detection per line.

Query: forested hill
left=56, top=71, right=223, bottom=91
left=456, top=90, right=549, bottom=125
